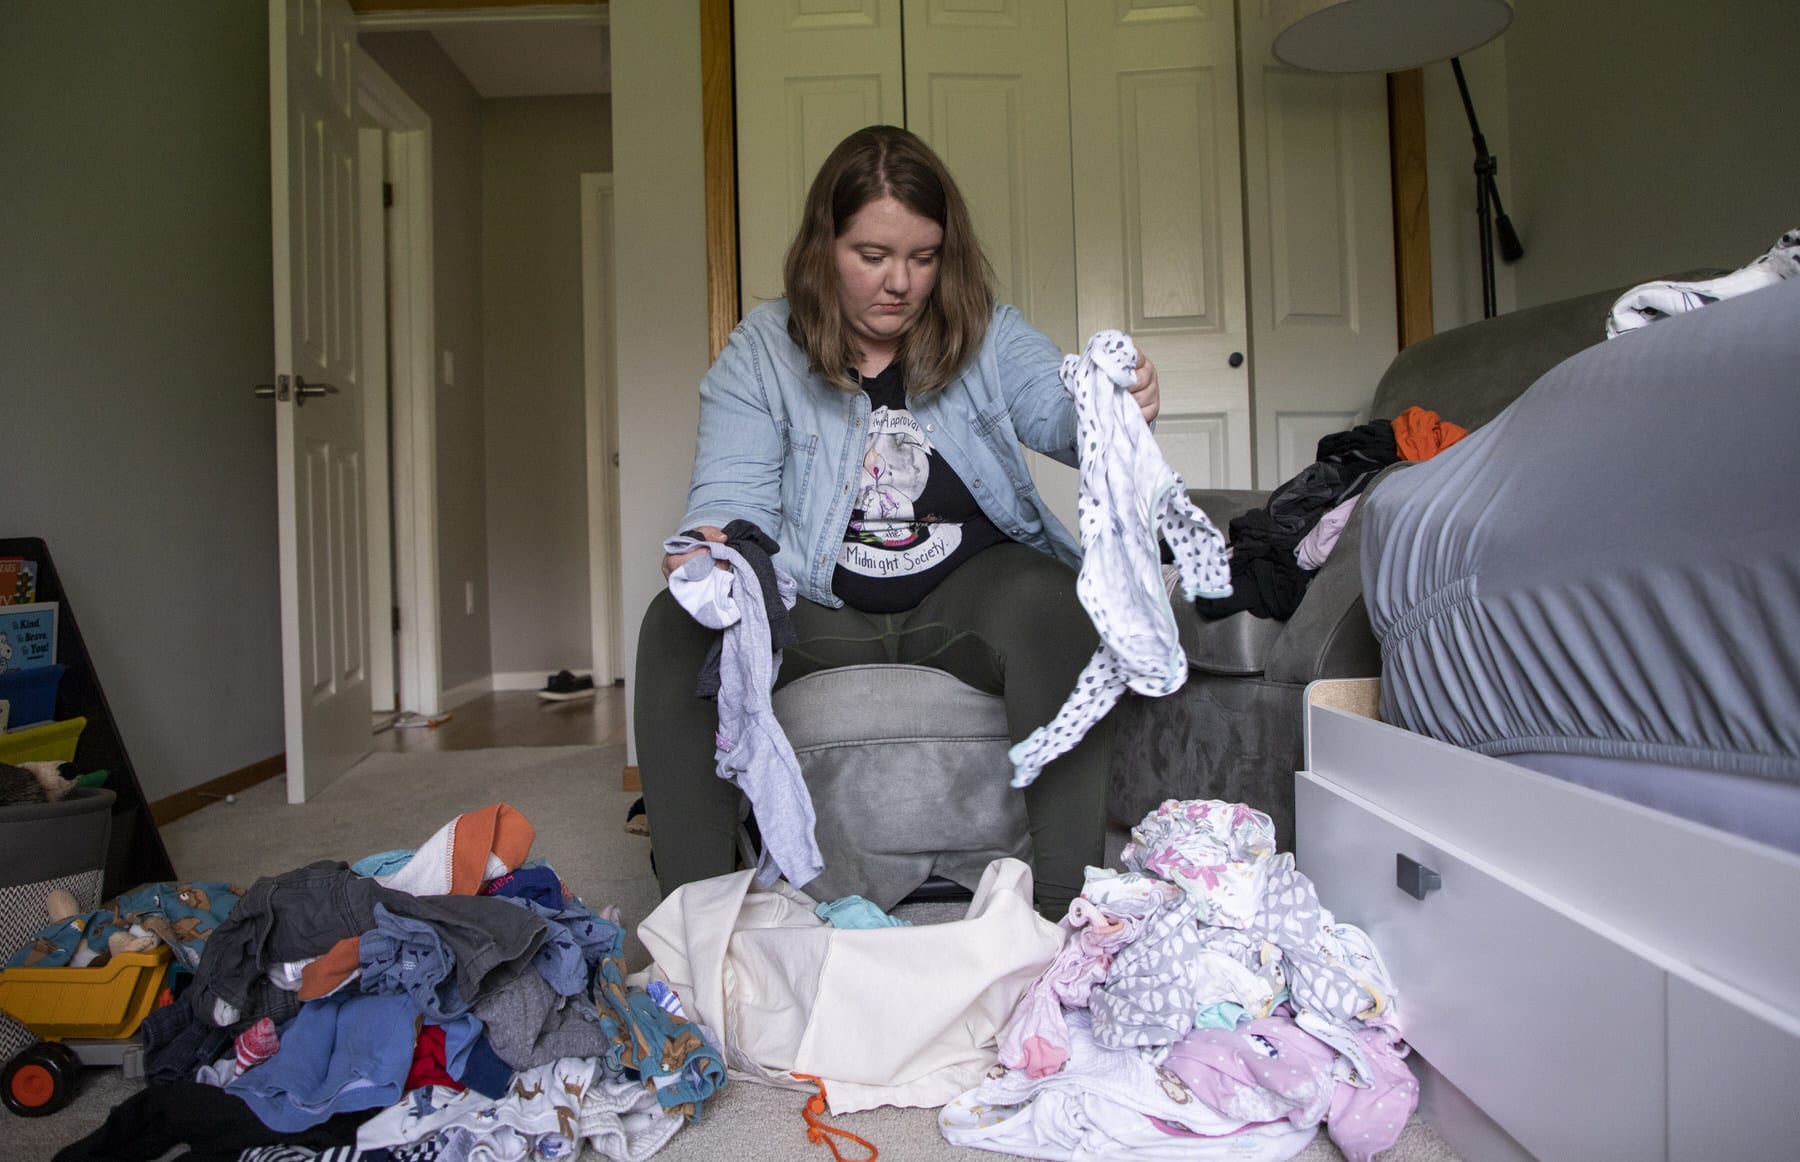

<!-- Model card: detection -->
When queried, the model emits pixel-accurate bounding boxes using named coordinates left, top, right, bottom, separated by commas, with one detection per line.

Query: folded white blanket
left=1607, top=227, right=1800, bottom=338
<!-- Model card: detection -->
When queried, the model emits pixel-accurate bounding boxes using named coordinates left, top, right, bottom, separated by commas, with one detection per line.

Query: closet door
left=902, top=0, right=1080, bottom=518
left=901, top=0, right=1077, bottom=350
left=734, top=0, right=906, bottom=308
left=1068, top=0, right=1252, bottom=491
left=1238, top=1, right=1396, bottom=488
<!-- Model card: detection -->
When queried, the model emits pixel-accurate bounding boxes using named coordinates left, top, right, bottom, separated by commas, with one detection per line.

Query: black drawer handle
left=1397, top=853, right=1442, bottom=900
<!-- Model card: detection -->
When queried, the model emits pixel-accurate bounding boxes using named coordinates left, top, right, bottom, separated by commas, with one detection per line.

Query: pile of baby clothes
left=941, top=799, right=1415, bottom=1162
left=55, top=804, right=724, bottom=1162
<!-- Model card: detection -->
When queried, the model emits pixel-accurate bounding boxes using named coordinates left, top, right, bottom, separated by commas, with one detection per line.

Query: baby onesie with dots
left=1008, top=330, right=1231, bottom=787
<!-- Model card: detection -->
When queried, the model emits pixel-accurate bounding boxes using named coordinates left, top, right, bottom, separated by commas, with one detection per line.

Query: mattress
left=1362, top=276, right=1800, bottom=831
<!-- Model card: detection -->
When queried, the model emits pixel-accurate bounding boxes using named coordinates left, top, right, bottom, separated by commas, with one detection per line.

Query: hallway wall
left=481, top=95, right=613, bottom=680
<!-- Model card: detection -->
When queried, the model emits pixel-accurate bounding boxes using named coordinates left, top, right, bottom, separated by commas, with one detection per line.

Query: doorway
left=351, top=16, right=619, bottom=720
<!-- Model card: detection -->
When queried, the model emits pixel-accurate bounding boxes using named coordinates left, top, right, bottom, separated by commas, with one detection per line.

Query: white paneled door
left=901, top=0, right=1083, bottom=517
left=731, top=0, right=1392, bottom=499
left=269, top=0, right=372, bottom=802
left=733, top=0, right=906, bottom=309
left=1238, top=0, right=1395, bottom=489
left=1068, top=0, right=1253, bottom=491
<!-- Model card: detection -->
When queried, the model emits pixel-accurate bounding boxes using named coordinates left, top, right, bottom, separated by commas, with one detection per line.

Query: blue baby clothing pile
left=36, top=802, right=727, bottom=1162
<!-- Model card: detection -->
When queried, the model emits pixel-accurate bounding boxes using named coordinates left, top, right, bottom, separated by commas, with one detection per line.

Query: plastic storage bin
left=0, top=664, right=65, bottom=730
left=0, top=716, right=86, bottom=767
left=0, top=785, right=114, bottom=1065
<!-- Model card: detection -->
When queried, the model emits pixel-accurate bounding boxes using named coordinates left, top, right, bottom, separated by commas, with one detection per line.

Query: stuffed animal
left=0, top=760, right=77, bottom=805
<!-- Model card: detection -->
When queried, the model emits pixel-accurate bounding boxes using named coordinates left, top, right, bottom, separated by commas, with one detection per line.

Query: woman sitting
left=635, top=125, right=1160, bottom=917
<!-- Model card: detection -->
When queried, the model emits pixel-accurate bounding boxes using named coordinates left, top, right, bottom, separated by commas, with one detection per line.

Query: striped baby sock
left=235, top=1016, right=280, bottom=1072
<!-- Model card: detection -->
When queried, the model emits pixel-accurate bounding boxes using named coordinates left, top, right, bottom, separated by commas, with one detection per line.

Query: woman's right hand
left=662, top=526, right=729, bottom=580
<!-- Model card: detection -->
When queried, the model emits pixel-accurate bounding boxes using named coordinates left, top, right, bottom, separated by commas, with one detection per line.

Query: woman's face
left=833, top=195, right=943, bottom=367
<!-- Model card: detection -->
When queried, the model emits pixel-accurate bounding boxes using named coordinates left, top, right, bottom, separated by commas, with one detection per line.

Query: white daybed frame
left=1294, top=678, right=1800, bottom=1162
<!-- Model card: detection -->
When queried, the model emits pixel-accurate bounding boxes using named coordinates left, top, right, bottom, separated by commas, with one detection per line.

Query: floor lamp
left=1270, top=0, right=1522, bottom=319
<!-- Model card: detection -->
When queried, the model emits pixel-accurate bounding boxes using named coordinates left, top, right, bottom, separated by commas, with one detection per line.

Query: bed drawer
left=1301, top=685, right=1800, bottom=1017
left=1667, top=976, right=1800, bottom=1159
left=1296, top=772, right=1667, bottom=1162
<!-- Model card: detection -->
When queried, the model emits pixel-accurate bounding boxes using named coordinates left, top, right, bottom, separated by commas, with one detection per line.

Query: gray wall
left=1500, top=0, right=1797, bottom=307
left=0, top=3, right=282, bottom=802
left=1425, top=0, right=1798, bottom=329
left=1424, top=41, right=1517, bottom=331
left=481, top=96, right=612, bottom=678
left=360, top=32, right=493, bottom=693
left=612, top=0, right=711, bottom=765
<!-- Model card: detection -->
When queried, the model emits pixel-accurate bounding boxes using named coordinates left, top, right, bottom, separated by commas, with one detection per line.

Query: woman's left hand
left=1131, top=352, right=1161, bottom=424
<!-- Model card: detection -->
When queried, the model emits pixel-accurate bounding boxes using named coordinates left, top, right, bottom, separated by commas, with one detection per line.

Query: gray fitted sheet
left=1363, top=277, right=1800, bottom=810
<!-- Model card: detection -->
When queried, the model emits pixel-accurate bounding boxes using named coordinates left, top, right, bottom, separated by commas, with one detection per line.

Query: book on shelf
left=0, top=557, right=39, bottom=605
left=0, top=601, right=58, bottom=671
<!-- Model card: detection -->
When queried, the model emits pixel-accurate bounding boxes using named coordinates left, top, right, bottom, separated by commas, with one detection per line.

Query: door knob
left=252, top=375, right=338, bottom=406
left=292, top=376, right=339, bottom=407
left=1228, top=351, right=1245, bottom=368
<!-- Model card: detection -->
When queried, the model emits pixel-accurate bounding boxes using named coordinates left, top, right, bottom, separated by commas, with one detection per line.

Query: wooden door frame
left=1388, top=69, right=1433, bottom=347
left=702, top=0, right=738, bottom=359
left=697, top=2, right=1432, bottom=358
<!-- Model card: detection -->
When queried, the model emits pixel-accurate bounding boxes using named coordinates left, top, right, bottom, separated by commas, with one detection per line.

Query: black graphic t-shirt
left=831, top=362, right=1009, bottom=613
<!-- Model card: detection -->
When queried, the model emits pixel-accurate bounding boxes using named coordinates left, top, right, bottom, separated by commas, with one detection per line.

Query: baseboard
left=444, top=671, right=611, bottom=707
left=151, top=754, right=286, bottom=827
left=439, top=674, right=495, bottom=710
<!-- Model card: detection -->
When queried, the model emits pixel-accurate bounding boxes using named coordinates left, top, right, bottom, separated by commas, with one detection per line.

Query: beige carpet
left=17, top=745, right=1462, bottom=1161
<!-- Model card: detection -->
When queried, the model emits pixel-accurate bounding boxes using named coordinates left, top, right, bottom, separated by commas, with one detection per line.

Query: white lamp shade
left=1270, top=0, right=1513, bottom=73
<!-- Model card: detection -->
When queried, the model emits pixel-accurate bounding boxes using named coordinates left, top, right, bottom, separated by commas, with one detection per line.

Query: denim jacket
left=679, top=299, right=1082, bottom=607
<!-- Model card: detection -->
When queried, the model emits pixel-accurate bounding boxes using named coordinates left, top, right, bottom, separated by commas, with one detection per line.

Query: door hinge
left=392, top=607, right=401, bottom=634
left=383, top=182, right=395, bottom=209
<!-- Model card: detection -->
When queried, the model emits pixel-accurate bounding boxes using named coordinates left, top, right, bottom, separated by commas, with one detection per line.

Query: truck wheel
left=2, top=1041, right=81, bottom=1117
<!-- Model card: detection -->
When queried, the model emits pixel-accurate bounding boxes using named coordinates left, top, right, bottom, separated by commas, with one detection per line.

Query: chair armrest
left=1187, top=488, right=1269, bottom=528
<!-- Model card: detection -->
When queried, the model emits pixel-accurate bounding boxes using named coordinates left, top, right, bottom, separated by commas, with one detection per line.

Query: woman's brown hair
left=782, top=125, right=995, bottom=395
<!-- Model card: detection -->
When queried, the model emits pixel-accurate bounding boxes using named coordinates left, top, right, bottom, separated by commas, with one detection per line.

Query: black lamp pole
left=1450, top=57, right=1524, bottom=319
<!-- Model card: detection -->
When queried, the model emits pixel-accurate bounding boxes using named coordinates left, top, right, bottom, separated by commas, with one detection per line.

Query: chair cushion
left=771, top=664, right=1030, bottom=911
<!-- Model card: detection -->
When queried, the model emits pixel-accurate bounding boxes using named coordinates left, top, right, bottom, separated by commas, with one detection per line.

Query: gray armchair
left=1106, top=274, right=1706, bottom=845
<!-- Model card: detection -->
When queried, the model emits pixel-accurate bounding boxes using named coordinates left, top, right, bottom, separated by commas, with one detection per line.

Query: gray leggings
left=634, top=543, right=1112, bottom=913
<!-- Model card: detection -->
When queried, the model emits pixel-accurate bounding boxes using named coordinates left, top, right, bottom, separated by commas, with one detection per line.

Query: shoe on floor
left=538, top=670, right=596, bottom=701
left=624, top=795, right=650, bottom=836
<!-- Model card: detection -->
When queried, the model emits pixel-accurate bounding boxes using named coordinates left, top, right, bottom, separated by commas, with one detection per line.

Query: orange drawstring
left=792, top=1073, right=879, bottom=1162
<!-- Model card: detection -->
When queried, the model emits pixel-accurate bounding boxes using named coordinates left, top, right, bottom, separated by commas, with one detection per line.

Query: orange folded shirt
left=1392, top=406, right=1468, bottom=461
